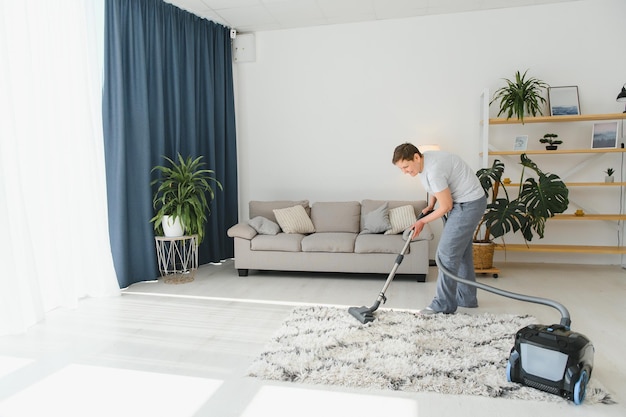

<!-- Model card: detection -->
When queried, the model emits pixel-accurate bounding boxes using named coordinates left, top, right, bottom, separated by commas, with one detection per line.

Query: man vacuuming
left=392, top=143, right=486, bottom=315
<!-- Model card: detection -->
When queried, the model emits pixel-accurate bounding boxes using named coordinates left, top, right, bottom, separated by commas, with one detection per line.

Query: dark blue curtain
left=102, top=0, right=238, bottom=288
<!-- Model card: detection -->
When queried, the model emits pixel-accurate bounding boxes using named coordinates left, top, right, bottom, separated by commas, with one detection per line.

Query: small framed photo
left=514, top=135, right=528, bottom=151
left=548, top=86, right=580, bottom=116
left=591, top=121, right=619, bottom=149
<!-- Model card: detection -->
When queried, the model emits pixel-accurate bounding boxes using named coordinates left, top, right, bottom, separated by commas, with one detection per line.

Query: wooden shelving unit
left=479, top=91, right=626, bottom=260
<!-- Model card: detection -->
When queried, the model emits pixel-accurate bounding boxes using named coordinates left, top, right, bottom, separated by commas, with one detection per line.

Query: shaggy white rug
left=248, top=306, right=614, bottom=405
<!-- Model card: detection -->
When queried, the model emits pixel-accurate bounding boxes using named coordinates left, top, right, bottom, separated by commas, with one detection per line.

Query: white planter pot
left=605, top=176, right=615, bottom=183
left=162, top=215, right=184, bottom=237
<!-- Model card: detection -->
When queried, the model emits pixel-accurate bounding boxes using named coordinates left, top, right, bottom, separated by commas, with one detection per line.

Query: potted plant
left=539, top=133, right=562, bottom=150
left=473, top=154, right=569, bottom=269
left=490, top=69, right=549, bottom=124
left=150, top=153, right=222, bottom=243
left=604, top=167, right=615, bottom=183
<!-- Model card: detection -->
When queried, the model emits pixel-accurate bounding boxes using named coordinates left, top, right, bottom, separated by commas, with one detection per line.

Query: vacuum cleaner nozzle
left=348, top=306, right=375, bottom=324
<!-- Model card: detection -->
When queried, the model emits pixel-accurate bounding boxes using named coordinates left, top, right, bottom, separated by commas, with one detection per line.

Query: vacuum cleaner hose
left=435, top=251, right=571, bottom=328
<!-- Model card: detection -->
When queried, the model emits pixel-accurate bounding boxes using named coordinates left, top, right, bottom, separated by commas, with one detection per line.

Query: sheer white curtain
left=0, top=0, right=120, bottom=336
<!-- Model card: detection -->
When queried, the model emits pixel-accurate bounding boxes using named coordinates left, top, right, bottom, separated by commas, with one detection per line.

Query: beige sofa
left=226, top=199, right=433, bottom=282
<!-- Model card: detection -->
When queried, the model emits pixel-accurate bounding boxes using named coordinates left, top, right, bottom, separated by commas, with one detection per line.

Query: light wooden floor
left=0, top=260, right=624, bottom=417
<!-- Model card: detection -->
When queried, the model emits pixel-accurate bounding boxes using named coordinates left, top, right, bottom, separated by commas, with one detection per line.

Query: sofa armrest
left=227, top=223, right=257, bottom=240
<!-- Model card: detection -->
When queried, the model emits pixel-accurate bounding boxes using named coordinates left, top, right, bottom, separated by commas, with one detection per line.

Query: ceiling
left=165, top=0, right=578, bottom=33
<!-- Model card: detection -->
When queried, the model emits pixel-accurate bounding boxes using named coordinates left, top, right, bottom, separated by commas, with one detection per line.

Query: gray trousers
left=429, top=195, right=487, bottom=313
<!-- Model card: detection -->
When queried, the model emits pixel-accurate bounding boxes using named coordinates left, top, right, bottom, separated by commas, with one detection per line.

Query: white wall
left=233, top=0, right=626, bottom=265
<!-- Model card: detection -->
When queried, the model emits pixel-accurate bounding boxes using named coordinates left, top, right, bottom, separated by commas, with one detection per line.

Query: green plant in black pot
left=490, top=69, right=549, bottom=124
left=474, top=154, right=569, bottom=245
left=539, top=133, right=563, bottom=150
left=151, top=153, right=222, bottom=243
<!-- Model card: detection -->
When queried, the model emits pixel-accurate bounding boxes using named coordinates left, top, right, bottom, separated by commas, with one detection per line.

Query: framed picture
left=591, top=121, right=619, bottom=149
left=548, top=86, right=580, bottom=116
left=514, top=135, right=528, bottom=151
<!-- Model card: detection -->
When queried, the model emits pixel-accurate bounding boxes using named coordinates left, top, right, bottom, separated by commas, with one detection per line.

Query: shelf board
left=503, top=182, right=626, bottom=187
left=563, top=181, right=626, bottom=186
left=488, top=113, right=626, bottom=125
left=552, top=214, right=626, bottom=220
left=494, top=243, right=626, bottom=254
left=488, top=148, right=626, bottom=156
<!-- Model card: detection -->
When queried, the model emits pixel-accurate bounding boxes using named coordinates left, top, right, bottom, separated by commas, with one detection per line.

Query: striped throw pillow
left=384, top=205, right=417, bottom=235
left=273, top=205, right=316, bottom=234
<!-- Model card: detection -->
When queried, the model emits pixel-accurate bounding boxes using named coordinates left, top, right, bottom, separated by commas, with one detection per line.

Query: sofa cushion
left=249, top=200, right=310, bottom=223
left=311, top=201, right=360, bottom=233
left=274, top=205, right=316, bottom=234
left=362, top=199, right=427, bottom=217
left=360, top=202, right=391, bottom=234
left=384, top=205, right=417, bottom=235
left=248, top=216, right=280, bottom=235
left=354, top=234, right=408, bottom=254
left=251, top=233, right=304, bottom=252
left=301, top=232, right=356, bottom=253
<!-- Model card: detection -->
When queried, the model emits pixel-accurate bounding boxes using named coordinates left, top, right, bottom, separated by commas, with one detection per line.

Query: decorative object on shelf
left=548, top=86, right=580, bottom=116
left=575, top=209, right=585, bottom=217
left=514, top=135, right=528, bottom=151
left=539, top=133, right=562, bottom=150
left=503, top=177, right=511, bottom=184
left=151, top=153, right=223, bottom=244
left=490, top=69, right=548, bottom=124
left=617, top=84, right=626, bottom=113
left=473, top=155, right=569, bottom=268
left=591, top=121, right=619, bottom=149
left=604, top=167, right=615, bottom=183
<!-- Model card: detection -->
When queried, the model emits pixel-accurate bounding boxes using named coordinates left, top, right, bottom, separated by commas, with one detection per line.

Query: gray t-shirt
left=419, top=151, right=484, bottom=203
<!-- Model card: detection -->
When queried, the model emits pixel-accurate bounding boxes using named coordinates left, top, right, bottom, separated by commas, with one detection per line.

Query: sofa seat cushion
left=311, top=201, right=360, bottom=233
left=301, top=232, right=356, bottom=253
left=251, top=233, right=304, bottom=252
left=354, top=234, right=409, bottom=254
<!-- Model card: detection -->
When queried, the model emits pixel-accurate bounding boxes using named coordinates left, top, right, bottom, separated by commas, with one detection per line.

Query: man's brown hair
left=392, top=142, right=422, bottom=165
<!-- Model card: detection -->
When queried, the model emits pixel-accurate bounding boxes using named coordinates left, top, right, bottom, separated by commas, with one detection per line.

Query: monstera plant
left=474, top=154, right=569, bottom=245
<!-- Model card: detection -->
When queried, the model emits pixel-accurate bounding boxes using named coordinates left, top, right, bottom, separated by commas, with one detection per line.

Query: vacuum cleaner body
left=507, top=323, right=594, bottom=404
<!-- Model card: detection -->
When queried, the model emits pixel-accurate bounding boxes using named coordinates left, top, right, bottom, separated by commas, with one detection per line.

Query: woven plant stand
left=473, top=241, right=499, bottom=278
left=473, top=242, right=495, bottom=269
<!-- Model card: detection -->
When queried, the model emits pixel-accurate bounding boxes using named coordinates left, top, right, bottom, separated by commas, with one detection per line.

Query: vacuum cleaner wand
left=348, top=210, right=433, bottom=324
left=348, top=237, right=412, bottom=323
left=435, top=253, right=571, bottom=328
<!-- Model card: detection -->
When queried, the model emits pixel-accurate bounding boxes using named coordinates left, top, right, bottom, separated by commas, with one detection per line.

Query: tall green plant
left=490, top=69, right=548, bottom=124
left=474, top=154, right=569, bottom=243
left=151, top=153, right=222, bottom=243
